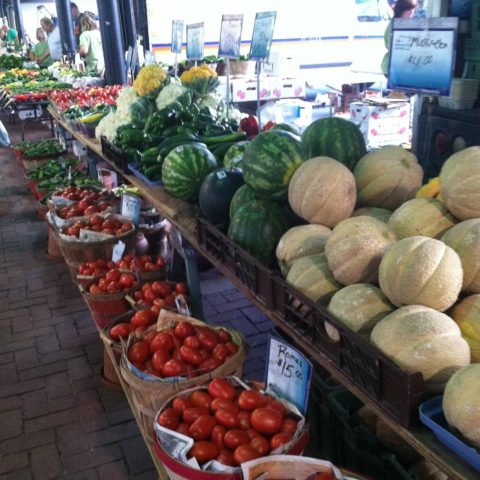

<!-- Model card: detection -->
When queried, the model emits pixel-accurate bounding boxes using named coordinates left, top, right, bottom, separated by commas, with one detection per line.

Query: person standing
left=31, top=28, right=52, bottom=67
left=381, top=0, right=418, bottom=76
left=71, top=2, right=81, bottom=44
left=0, top=18, right=17, bottom=43
left=40, top=17, right=63, bottom=61
left=78, top=12, right=104, bottom=74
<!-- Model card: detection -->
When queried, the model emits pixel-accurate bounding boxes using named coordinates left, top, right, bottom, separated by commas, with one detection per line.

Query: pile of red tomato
left=56, top=199, right=113, bottom=219
left=61, top=214, right=134, bottom=238
left=132, top=280, right=187, bottom=310
left=52, top=186, right=108, bottom=202
left=124, top=322, right=239, bottom=379
left=49, top=85, right=123, bottom=111
left=87, top=268, right=137, bottom=295
left=157, top=378, right=300, bottom=467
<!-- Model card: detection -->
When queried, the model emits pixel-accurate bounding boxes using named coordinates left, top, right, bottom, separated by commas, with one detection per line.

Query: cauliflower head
left=133, top=65, right=167, bottom=97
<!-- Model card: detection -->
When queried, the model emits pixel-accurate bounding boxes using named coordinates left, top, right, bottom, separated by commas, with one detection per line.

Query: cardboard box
left=72, top=140, right=88, bottom=157
left=231, top=78, right=271, bottom=102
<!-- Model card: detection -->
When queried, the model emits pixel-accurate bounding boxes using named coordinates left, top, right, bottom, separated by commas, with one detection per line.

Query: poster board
left=171, top=20, right=184, bottom=54
left=249, top=11, right=277, bottom=61
left=186, top=22, right=204, bottom=60
left=218, top=14, right=243, bottom=59
left=387, top=17, right=458, bottom=96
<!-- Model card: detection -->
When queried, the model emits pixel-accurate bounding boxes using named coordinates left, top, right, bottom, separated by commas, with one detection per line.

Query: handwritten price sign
left=265, top=336, right=312, bottom=414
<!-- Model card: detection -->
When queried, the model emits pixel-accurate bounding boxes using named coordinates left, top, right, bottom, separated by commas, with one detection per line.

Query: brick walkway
left=0, top=119, right=273, bottom=479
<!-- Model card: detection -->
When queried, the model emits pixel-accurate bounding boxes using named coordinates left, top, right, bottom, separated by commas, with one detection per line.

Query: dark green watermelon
left=162, top=143, right=217, bottom=201
left=229, top=184, right=258, bottom=220
left=301, top=117, right=366, bottom=171
left=199, top=168, right=244, bottom=225
left=223, top=141, right=250, bottom=170
left=273, top=123, right=301, bottom=136
left=242, top=130, right=304, bottom=201
left=228, top=199, right=289, bottom=267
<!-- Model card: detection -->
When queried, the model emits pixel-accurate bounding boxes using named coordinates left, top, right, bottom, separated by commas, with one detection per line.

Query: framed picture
left=186, top=22, right=204, bottom=60
left=218, top=14, right=243, bottom=59
left=171, top=20, right=184, bottom=54
left=249, top=11, right=277, bottom=61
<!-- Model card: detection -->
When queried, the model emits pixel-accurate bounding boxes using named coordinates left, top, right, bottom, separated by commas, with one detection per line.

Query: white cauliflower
left=156, top=81, right=187, bottom=111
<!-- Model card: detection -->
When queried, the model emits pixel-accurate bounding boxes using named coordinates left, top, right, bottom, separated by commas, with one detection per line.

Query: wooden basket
left=119, top=310, right=247, bottom=436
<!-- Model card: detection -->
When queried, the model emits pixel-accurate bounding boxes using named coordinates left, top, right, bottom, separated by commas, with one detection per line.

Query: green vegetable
left=143, top=164, right=163, bottom=180
left=199, top=131, right=246, bottom=146
left=141, top=147, right=160, bottom=166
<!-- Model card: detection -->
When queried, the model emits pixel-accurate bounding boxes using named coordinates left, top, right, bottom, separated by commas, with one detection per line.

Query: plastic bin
left=128, top=163, right=163, bottom=188
left=101, top=136, right=131, bottom=173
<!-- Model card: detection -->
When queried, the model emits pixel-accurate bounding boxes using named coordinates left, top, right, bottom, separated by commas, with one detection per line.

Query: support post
left=12, top=0, right=24, bottom=43
left=55, top=0, right=76, bottom=59
left=135, top=0, right=150, bottom=53
left=119, top=0, right=139, bottom=73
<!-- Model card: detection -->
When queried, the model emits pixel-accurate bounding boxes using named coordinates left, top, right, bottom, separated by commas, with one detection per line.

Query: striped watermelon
left=301, top=117, right=366, bottom=171
left=242, top=130, right=304, bottom=201
left=223, top=141, right=250, bottom=170
left=162, top=143, right=217, bottom=201
left=229, top=184, right=258, bottom=220
left=228, top=199, right=289, bottom=267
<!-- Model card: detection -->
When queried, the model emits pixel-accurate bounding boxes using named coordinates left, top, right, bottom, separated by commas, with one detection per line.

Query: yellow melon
left=276, top=224, right=331, bottom=277
left=379, top=236, right=463, bottom=311
left=354, top=146, right=423, bottom=210
left=442, top=219, right=480, bottom=293
left=439, top=146, right=480, bottom=220
left=370, top=305, right=470, bottom=392
left=449, top=294, right=480, bottom=362
left=351, top=207, right=392, bottom=223
left=286, top=254, right=342, bottom=304
left=443, top=364, right=480, bottom=448
left=416, top=177, right=441, bottom=199
left=387, top=198, right=456, bottom=239
left=325, top=216, right=397, bottom=285
left=288, top=156, right=356, bottom=228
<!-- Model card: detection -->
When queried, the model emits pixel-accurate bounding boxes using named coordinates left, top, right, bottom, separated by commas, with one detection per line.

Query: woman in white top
left=39, top=17, right=63, bottom=61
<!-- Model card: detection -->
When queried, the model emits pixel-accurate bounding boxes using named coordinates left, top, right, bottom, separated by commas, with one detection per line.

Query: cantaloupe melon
left=387, top=198, right=456, bottom=239
left=351, top=207, right=392, bottom=223
left=326, top=283, right=394, bottom=341
left=370, top=305, right=470, bottom=392
left=354, top=146, right=423, bottom=210
left=416, top=177, right=441, bottom=199
left=379, top=236, right=463, bottom=311
left=286, top=253, right=342, bottom=304
left=449, top=294, right=480, bottom=362
left=325, top=216, right=397, bottom=285
left=276, top=224, right=331, bottom=277
left=442, top=219, right=480, bottom=293
left=443, top=364, right=480, bottom=448
left=439, top=146, right=480, bottom=220
left=288, top=156, right=356, bottom=228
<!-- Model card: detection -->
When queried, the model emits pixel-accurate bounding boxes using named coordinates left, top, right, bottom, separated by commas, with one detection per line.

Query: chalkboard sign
left=265, top=336, right=312, bottom=415
left=218, top=14, right=243, bottom=59
left=249, top=11, right=277, bottom=61
left=186, top=22, right=204, bottom=60
left=388, top=17, right=458, bottom=96
left=171, top=20, right=184, bottom=54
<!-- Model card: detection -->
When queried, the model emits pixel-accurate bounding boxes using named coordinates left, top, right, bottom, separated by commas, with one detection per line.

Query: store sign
left=121, top=193, right=141, bottom=226
left=186, top=22, right=205, bottom=60
left=218, top=14, right=244, bottom=59
left=265, top=336, right=312, bottom=415
left=387, top=17, right=458, bottom=96
left=249, top=11, right=277, bottom=61
left=171, top=20, right=184, bottom=54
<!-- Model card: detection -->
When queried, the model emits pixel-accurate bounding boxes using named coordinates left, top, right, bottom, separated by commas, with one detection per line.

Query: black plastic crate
left=101, top=136, right=131, bottom=173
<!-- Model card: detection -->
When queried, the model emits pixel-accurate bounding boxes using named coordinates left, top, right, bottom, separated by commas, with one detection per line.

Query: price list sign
left=265, top=336, right=312, bottom=415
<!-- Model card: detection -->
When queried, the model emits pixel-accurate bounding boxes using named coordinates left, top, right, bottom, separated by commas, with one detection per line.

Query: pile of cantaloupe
left=276, top=145, right=480, bottom=450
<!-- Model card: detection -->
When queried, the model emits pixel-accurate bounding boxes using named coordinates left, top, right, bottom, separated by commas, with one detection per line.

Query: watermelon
left=229, top=184, right=258, bottom=220
left=162, top=143, right=217, bottom=201
left=228, top=199, right=289, bottom=267
left=242, top=130, right=304, bottom=201
left=223, top=141, right=250, bottom=170
left=274, top=123, right=301, bottom=136
left=301, top=117, right=366, bottom=171
left=199, top=168, right=244, bottom=225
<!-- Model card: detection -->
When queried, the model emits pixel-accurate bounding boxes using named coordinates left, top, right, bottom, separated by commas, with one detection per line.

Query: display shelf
left=47, top=107, right=479, bottom=480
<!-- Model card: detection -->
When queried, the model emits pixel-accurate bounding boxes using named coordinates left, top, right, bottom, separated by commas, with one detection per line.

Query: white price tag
left=111, top=240, right=126, bottom=263
left=78, top=229, right=114, bottom=242
left=216, top=170, right=227, bottom=180
left=175, top=294, right=191, bottom=317
left=121, top=193, right=142, bottom=226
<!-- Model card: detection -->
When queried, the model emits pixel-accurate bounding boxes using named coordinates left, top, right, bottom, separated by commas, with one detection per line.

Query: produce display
left=449, top=295, right=480, bottom=362
left=49, top=85, right=123, bottom=111
left=55, top=198, right=114, bottom=219
left=87, top=268, right=138, bottom=294
left=60, top=214, right=134, bottom=238
left=17, top=138, right=63, bottom=158
left=51, top=185, right=108, bottom=202
left=0, top=53, right=27, bottom=69
left=131, top=280, right=188, bottom=311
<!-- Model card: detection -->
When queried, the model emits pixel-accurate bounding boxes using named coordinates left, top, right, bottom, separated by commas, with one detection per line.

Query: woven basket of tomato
left=119, top=310, right=246, bottom=437
left=152, top=376, right=308, bottom=479
left=46, top=186, right=107, bottom=210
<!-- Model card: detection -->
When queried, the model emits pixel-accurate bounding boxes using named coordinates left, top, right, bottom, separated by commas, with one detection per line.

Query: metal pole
left=12, top=0, right=23, bottom=42
left=119, top=0, right=139, bottom=73
left=97, top=0, right=127, bottom=85
left=55, top=0, right=76, bottom=59
left=135, top=0, right=150, bottom=53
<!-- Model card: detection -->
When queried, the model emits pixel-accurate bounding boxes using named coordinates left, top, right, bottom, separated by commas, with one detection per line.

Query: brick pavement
left=0, top=118, right=274, bottom=479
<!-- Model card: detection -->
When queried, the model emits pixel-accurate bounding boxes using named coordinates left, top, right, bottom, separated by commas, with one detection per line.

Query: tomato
left=210, top=398, right=238, bottom=414
left=109, top=323, right=131, bottom=340
left=149, top=332, right=174, bottom=352
left=88, top=284, right=102, bottom=295
left=131, top=310, right=155, bottom=329
left=214, top=409, right=238, bottom=429
left=250, top=408, right=283, bottom=435
left=188, top=415, right=216, bottom=441
left=107, top=281, right=121, bottom=293
left=270, top=432, right=293, bottom=450
left=90, top=214, right=103, bottom=226
left=198, top=349, right=210, bottom=361
left=245, top=428, right=261, bottom=440
left=250, top=435, right=270, bottom=456
left=174, top=321, right=195, bottom=339
left=133, top=290, right=144, bottom=301
left=198, top=357, right=222, bottom=374
left=223, top=429, right=250, bottom=450
left=208, top=378, right=236, bottom=401
left=143, top=330, right=157, bottom=344
left=265, top=398, right=287, bottom=417
left=151, top=281, right=171, bottom=297
left=95, top=259, right=107, bottom=268
left=183, top=335, right=201, bottom=350
left=198, top=332, right=218, bottom=352
left=162, top=359, right=186, bottom=377
left=189, top=441, right=219, bottom=464
left=225, top=342, right=239, bottom=354
left=121, top=222, right=133, bottom=232
left=175, top=282, right=189, bottom=295
left=172, top=397, right=192, bottom=414
left=233, top=444, right=260, bottom=466
left=84, top=205, right=99, bottom=216
left=119, top=273, right=136, bottom=288
left=211, top=425, right=226, bottom=450
left=127, top=341, right=150, bottom=364
left=212, top=343, right=230, bottom=362
left=237, top=391, right=268, bottom=411
left=217, top=329, right=232, bottom=343
left=179, top=346, right=203, bottom=366
left=105, top=269, right=121, bottom=283
left=163, top=294, right=176, bottom=307
left=281, top=417, right=298, bottom=435
left=176, top=422, right=190, bottom=436
left=143, top=288, right=157, bottom=303
left=183, top=406, right=210, bottom=425
left=216, top=448, right=235, bottom=467
left=189, top=391, right=213, bottom=410
left=151, top=348, right=170, bottom=371
left=157, top=407, right=180, bottom=430
left=171, top=349, right=182, bottom=362
left=237, top=411, right=251, bottom=430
